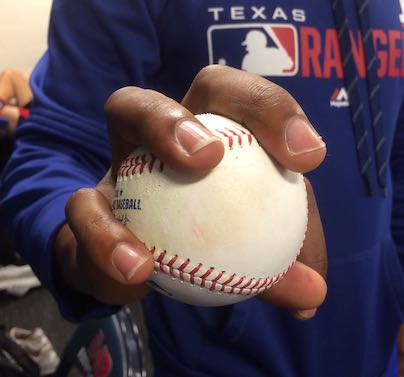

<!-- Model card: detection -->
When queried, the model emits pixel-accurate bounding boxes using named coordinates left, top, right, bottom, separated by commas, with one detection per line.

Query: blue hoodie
left=1, top=1, right=404, bottom=376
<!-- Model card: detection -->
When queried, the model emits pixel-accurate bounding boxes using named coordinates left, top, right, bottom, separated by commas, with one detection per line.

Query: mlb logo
left=207, top=23, right=299, bottom=77
left=400, top=0, right=404, bottom=25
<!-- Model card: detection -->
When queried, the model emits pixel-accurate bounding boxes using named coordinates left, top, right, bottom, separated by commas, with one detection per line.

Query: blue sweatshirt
left=1, top=1, right=404, bottom=376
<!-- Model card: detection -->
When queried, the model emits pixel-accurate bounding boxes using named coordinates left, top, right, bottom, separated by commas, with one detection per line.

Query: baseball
left=112, top=113, right=308, bottom=306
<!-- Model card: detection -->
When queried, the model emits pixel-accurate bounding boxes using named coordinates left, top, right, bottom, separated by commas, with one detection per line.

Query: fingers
left=258, top=261, right=327, bottom=312
left=56, top=187, right=155, bottom=305
left=182, top=65, right=326, bottom=173
left=105, top=65, right=326, bottom=179
left=297, top=179, right=328, bottom=280
left=398, top=324, right=404, bottom=376
left=99, top=65, right=328, bottom=308
left=257, top=179, right=327, bottom=319
left=0, top=68, right=32, bottom=106
left=104, top=87, right=225, bottom=177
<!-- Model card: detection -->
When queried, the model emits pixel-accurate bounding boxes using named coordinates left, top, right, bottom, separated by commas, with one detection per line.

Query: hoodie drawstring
left=354, top=0, right=388, bottom=196
left=332, top=0, right=387, bottom=196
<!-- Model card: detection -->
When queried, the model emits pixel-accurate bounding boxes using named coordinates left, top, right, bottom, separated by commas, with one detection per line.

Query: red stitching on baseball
left=214, top=129, right=232, bottom=148
left=167, top=255, right=178, bottom=275
left=239, top=277, right=254, bottom=290
left=189, top=263, right=202, bottom=284
left=200, top=267, right=214, bottom=288
left=178, top=259, right=190, bottom=281
left=151, top=248, right=298, bottom=296
left=224, top=127, right=242, bottom=146
left=210, top=270, right=225, bottom=291
left=249, top=278, right=262, bottom=290
left=255, top=278, right=267, bottom=289
left=148, top=155, right=156, bottom=173
left=139, top=154, right=146, bottom=175
left=213, top=126, right=254, bottom=149
left=118, top=126, right=255, bottom=178
left=230, top=277, right=245, bottom=292
left=117, top=153, right=163, bottom=178
left=220, top=273, right=236, bottom=292
left=240, top=127, right=253, bottom=145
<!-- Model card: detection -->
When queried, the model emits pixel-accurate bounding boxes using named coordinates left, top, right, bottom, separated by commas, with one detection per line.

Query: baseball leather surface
left=113, top=113, right=308, bottom=306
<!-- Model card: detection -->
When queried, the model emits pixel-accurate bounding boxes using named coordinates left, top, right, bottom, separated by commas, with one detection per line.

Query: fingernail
left=295, top=308, right=317, bottom=320
left=111, top=243, right=149, bottom=280
left=285, top=118, right=325, bottom=155
left=176, top=120, right=219, bottom=154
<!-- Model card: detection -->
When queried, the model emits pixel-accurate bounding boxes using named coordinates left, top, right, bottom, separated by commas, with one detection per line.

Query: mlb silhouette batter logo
left=207, top=23, right=298, bottom=77
left=400, top=0, right=404, bottom=25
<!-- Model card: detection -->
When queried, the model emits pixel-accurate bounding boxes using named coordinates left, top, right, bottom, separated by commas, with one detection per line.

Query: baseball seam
left=151, top=247, right=298, bottom=296
left=117, top=126, right=255, bottom=178
left=117, top=153, right=164, bottom=178
left=117, top=123, right=300, bottom=295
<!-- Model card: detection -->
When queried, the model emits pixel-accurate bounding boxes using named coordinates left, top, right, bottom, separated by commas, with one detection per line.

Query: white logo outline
left=207, top=23, right=299, bottom=77
left=399, top=0, right=404, bottom=24
left=330, top=87, right=350, bottom=108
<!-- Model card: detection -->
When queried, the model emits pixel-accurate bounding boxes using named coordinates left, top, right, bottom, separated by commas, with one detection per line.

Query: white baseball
left=113, top=113, right=308, bottom=306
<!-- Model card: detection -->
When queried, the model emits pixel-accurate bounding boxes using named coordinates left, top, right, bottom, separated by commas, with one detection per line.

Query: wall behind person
left=0, top=0, right=52, bottom=71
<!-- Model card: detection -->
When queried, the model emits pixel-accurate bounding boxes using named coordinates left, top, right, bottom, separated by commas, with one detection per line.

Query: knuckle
left=192, top=64, right=227, bottom=91
left=84, top=213, right=111, bottom=236
left=2, top=68, right=17, bottom=78
left=105, top=86, right=150, bottom=116
left=244, top=80, right=294, bottom=113
left=140, top=94, right=173, bottom=116
left=196, top=64, right=225, bottom=79
left=104, top=86, right=133, bottom=115
left=67, top=188, right=95, bottom=207
left=75, top=210, right=112, bottom=247
left=65, top=188, right=98, bottom=222
left=105, top=86, right=179, bottom=125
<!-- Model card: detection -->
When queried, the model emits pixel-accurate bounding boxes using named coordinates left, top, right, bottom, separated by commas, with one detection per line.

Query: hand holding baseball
left=55, top=65, right=327, bottom=319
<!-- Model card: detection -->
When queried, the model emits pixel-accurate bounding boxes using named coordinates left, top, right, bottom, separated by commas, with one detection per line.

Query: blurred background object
left=0, top=3, right=152, bottom=375
left=0, top=0, right=52, bottom=71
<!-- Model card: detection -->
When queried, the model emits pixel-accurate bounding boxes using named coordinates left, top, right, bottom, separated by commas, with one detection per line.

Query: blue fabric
left=385, top=347, right=398, bottom=377
left=354, top=0, right=389, bottom=190
left=332, top=0, right=374, bottom=194
left=1, top=0, right=404, bottom=375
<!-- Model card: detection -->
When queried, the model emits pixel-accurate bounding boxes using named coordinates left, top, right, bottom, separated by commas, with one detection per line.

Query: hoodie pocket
left=383, top=234, right=404, bottom=319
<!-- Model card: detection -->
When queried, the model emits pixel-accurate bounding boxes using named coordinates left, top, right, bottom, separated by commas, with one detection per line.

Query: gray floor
left=0, top=286, right=153, bottom=376
left=0, top=287, right=76, bottom=357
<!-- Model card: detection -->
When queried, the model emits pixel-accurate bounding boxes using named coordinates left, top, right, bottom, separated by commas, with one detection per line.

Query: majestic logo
left=207, top=23, right=298, bottom=76
left=330, top=87, right=350, bottom=108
